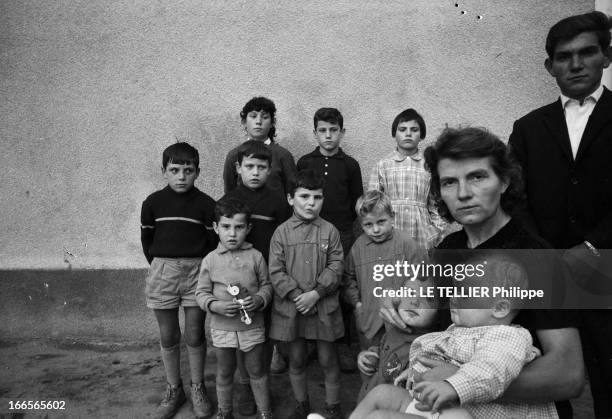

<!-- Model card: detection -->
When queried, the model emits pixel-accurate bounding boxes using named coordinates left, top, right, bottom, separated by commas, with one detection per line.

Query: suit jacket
left=508, top=87, right=612, bottom=250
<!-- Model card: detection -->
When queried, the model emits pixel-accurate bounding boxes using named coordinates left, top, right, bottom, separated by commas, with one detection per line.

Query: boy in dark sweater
left=224, top=140, right=291, bottom=261
left=222, top=140, right=291, bottom=415
left=141, top=142, right=217, bottom=419
left=297, top=107, right=363, bottom=372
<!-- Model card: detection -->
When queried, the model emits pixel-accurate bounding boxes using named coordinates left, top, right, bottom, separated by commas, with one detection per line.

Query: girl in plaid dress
left=368, top=109, right=451, bottom=249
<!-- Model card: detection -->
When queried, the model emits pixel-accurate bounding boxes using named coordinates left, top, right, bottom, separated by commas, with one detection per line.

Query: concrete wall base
left=0, top=270, right=160, bottom=344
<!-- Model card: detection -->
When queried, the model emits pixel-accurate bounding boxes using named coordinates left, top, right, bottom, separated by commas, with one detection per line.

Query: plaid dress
left=368, top=149, right=449, bottom=249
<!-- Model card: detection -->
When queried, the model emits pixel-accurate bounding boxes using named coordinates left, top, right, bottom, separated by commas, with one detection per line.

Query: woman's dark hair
left=423, top=127, right=524, bottom=222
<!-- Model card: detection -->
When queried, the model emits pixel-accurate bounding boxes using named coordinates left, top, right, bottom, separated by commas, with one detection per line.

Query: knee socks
left=160, top=343, right=181, bottom=386
left=289, top=371, right=308, bottom=402
left=216, top=381, right=233, bottom=412
left=250, top=375, right=270, bottom=412
left=325, top=379, right=340, bottom=406
left=186, top=342, right=206, bottom=384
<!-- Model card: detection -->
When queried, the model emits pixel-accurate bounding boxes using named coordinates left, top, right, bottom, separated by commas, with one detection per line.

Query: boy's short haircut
left=313, top=107, right=344, bottom=130
left=240, top=96, right=277, bottom=140
left=546, top=11, right=612, bottom=58
left=391, top=108, right=426, bottom=139
left=162, top=142, right=199, bottom=169
left=289, top=169, right=325, bottom=197
left=355, top=190, right=395, bottom=218
left=214, top=197, right=252, bottom=223
left=235, top=140, right=273, bottom=166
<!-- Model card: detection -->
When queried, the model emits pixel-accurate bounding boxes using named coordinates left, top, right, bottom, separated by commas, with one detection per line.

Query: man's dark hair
left=391, top=108, right=426, bottom=139
left=424, top=127, right=524, bottom=222
left=546, top=11, right=612, bottom=58
left=289, top=169, right=325, bottom=197
left=162, top=142, right=199, bottom=169
left=313, top=107, right=344, bottom=130
left=240, top=96, right=277, bottom=140
left=214, top=197, right=251, bottom=222
left=235, top=140, right=272, bottom=166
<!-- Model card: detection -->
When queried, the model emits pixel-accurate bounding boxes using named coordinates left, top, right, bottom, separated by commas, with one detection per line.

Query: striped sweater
left=140, top=186, right=217, bottom=263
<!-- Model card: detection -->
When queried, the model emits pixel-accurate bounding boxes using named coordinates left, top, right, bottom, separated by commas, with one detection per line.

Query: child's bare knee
left=244, top=351, right=265, bottom=378
left=289, top=353, right=307, bottom=373
left=216, top=365, right=234, bottom=384
left=184, top=327, right=204, bottom=346
left=246, top=363, right=264, bottom=379
left=159, top=328, right=181, bottom=347
left=289, top=364, right=306, bottom=374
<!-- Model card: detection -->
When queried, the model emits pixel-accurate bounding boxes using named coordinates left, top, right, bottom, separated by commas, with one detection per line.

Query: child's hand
left=210, top=300, right=241, bottom=317
left=393, top=367, right=412, bottom=388
left=294, top=290, right=320, bottom=314
left=357, top=350, right=379, bottom=376
left=241, top=295, right=263, bottom=311
left=412, top=380, right=459, bottom=413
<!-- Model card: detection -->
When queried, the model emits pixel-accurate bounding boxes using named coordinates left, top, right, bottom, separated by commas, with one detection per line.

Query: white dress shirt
left=560, top=84, right=604, bottom=158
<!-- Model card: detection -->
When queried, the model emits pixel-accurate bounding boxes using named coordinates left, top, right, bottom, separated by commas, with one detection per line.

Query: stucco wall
left=1, top=0, right=592, bottom=269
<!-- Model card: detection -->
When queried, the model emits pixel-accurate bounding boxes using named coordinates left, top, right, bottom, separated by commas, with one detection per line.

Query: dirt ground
left=0, top=337, right=595, bottom=419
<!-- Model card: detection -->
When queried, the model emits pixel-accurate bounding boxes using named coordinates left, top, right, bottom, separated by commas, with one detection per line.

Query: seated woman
left=375, top=127, right=584, bottom=418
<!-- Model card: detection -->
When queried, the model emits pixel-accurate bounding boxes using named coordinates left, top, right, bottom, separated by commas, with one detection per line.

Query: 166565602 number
left=8, top=400, right=66, bottom=410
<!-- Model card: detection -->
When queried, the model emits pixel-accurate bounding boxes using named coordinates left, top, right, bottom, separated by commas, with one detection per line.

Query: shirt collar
left=313, top=147, right=345, bottom=159
left=560, top=84, right=603, bottom=108
left=392, top=148, right=423, bottom=162
left=216, top=241, right=253, bottom=254
left=288, top=214, right=321, bottom=228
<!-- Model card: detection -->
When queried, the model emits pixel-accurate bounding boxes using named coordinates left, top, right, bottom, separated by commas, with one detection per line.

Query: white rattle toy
left=227, top=284, right=252, bottom=325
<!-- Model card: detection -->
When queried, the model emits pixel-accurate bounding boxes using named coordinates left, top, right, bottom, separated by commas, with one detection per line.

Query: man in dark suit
left=509, top=11, right=612, bottom=419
